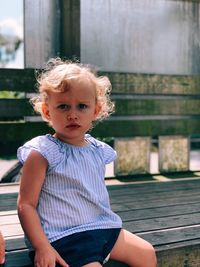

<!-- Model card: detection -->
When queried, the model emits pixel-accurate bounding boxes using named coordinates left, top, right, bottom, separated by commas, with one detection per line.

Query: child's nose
left=67, top=108, right=78, bottom=120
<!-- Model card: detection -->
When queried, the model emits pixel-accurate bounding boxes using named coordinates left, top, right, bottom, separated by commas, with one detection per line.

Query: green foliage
left=0, top=91, right=24, bottom=99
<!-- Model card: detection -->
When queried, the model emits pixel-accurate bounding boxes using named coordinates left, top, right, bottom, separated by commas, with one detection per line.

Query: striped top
left=17, top=134, right=122, bottom=244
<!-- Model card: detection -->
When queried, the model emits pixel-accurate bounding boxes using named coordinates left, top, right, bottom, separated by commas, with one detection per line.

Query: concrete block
left=114, top=137, right=151, bottom=175
left=159, top=136, right=189, bottom=173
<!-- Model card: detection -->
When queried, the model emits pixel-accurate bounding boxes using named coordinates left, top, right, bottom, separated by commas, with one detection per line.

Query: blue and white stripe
left=17, top=134, right=122, bottom=243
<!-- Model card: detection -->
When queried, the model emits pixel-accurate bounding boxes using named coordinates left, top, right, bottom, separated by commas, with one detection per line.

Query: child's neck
left=53, top=133, right=88, bottom=147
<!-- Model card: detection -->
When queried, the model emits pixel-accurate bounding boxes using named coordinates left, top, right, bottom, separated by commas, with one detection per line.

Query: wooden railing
left=1, top=69, right=200, bottom=173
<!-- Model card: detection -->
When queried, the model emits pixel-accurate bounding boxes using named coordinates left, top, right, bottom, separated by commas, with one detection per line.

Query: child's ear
left=42, top=103, right=51, bottom=120
left=94, top=103, right=101, bottom=117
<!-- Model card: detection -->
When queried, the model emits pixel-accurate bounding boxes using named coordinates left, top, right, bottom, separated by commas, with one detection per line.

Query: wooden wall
left=24, top=0, right=80, bottom=67
left=1, top=0, right=200, bottom=156
left=1, top=69, right=200, bottom=155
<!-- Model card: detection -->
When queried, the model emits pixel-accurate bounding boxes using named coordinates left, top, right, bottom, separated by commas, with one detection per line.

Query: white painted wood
left=0, top=183, right=19, bottom=194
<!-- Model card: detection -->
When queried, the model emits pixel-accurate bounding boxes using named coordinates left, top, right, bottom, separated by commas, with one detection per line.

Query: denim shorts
left=29, top=228, right=121, bottom=267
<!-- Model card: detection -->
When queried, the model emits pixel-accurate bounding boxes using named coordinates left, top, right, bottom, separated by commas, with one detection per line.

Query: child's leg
left=82, top=262, right=102, bottom=267
left=110, top=229, right=157, bottom=267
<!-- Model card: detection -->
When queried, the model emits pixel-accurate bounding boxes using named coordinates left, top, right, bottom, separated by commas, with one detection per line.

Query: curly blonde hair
left=31, top=58, right=114, bottom=123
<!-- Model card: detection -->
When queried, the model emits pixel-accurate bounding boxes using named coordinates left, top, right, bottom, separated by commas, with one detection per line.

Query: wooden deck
left=1, top=177, right=200, bottom=267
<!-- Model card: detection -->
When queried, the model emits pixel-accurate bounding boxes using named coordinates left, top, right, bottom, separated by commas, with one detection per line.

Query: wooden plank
left=1, top=223, right=23, bottom=239
left=5, top=238, right=26, bottom=252
left=1, top=179, right=198, bottom=214
left=92, top=119, right=200, bottom=137
left=3, top=98, right=200, bottom=120
left=0, top=193, right=18, bottom=211
left=104, top=72, right=200, bottom=95
left=0, top=99, right=32, bottom=120
left=24, top=0, right=60, bottom=68
left=5, top=250, right=32, bottom=267
left=1, top=119, right=200, bottom=151
left=108, top=178, right=200, bottom=193
left=109, top=187, right=200, bottom=205
left=0, top=179, right=200, bottom=267
left=114, top=98, right=200, bottom=115
left=138, top=225, right=200, bottom=246
left=0, top=69, right=36, bottom=92
left=1, top=70, right=200, bottom=96
left=0, top=214, right=19, bottom=226
left=0, top=211, right=17, bottom=216
left=111, top=194, right=200, bottom=212
left=0, top=183, right=19, bottom=194
left=118, top=202, right=200, bottom=222
left=108, top=178, right=200, bottom=195
left=124, top=213, right=200, bottom=233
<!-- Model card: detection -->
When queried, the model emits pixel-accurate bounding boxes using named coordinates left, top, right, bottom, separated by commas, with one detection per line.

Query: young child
left=17, top=58, right=157, bottom=267
left=0, top=231, right=5, bottom=266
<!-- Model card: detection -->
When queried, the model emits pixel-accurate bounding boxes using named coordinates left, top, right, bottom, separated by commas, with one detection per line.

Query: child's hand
left=34, top=245, right=69, bottom=267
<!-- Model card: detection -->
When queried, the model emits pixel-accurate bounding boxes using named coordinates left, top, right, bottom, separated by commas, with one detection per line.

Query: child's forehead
left=48, top=80, right=96, bottom=101
left=61, top=76, right=96, bottom=94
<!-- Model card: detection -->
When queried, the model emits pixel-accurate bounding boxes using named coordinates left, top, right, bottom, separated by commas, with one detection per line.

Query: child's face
left=42, top=78, right=100, bottom=146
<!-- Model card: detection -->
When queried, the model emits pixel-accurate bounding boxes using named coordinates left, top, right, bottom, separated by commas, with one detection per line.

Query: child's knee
left=146, top=244, right=157, bottom=267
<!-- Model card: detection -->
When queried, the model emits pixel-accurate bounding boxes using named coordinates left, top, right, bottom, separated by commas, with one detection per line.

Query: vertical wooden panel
left=60, top=0, right=80, bottom=59
left=24, top=0, right=60, bottom=68
left=81, top=0, right=200, bottom=75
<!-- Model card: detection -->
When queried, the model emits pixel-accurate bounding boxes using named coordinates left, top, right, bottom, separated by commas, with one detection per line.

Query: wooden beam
left=59, top=0, right=80, bottom=59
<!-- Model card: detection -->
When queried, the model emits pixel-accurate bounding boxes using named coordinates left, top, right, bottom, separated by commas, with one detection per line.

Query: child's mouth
left=66, top=124, right=80, bottom=129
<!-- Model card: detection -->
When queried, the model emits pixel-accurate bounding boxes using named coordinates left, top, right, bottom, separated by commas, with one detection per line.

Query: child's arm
left=17, top=150, right=68, bottom=267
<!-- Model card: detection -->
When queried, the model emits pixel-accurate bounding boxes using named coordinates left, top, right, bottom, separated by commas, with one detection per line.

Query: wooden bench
left=1, top=178, right=200, bottom=267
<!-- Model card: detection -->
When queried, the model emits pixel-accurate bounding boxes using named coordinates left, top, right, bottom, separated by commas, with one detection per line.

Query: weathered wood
left=1, top=119, right=200, bottom=144
left=0, top=122, right=53, bottom=156
left=114, top=98, right=200, bottom=115
left=2, top=179, right=200, bottom=267
left=24, top=0, right=60, bottom=68
left=0, top=69, right=36, bottom=92
left=2, top=70, right=200, bottom=95
left=1, top=69, right=200, bottom=156
left=104, top=72, right=200, bottom=95
left=0, top=99, right=32, bottom=120
left=3, top=98, right=200, bottom=120
left=0, top=183, right=19, bottom=194
left=5, top=250, right=32, bottom=267
left=60, top=0, right=80, bottom=59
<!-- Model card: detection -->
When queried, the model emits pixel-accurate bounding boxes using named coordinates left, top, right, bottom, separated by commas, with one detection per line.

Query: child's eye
left=78, top=103, right=88, bottom=110
left=57, top=104, right=70, bottom=111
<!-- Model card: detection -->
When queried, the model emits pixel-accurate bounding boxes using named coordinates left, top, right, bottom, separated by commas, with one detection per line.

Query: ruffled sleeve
left=100, top=141, right=117, bottom=164
left=17, top=135, right=62, bottom=169
left=86, top=134, right=117, bottom=164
